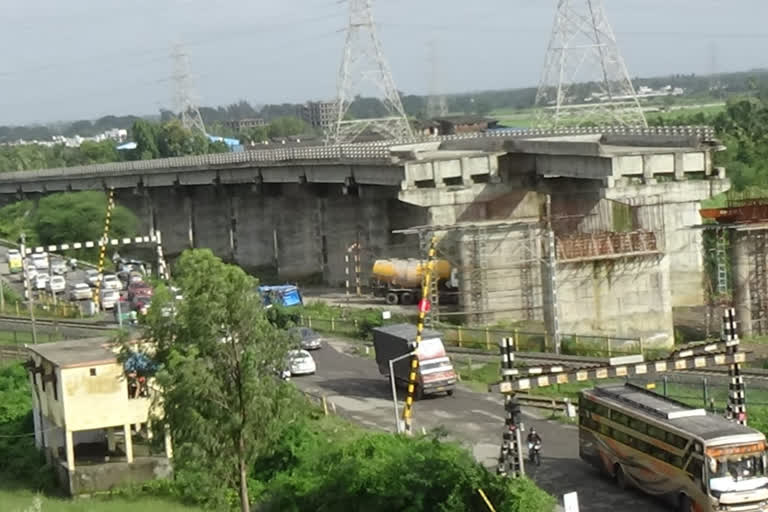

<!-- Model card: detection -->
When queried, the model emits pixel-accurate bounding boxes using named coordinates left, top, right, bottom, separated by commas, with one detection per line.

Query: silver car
left=68, top=283, right=92, bottom=301
left=289, top=327, right=323, bottom=350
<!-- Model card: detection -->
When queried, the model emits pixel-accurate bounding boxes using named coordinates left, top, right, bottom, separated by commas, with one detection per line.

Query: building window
left=90, top=368, right=97, bottom=376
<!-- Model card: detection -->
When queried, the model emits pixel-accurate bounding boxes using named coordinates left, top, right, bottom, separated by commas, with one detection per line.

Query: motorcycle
left=528, top=441, right=542, bottom=466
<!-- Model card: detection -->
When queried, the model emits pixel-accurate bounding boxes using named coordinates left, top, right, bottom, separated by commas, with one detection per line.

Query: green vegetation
left=0, top=191, right=138, bottom=256
left=2, top=491, right=205, bottom=512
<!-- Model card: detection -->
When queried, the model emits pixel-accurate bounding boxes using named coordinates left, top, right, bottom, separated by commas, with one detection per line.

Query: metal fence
left=298, top=314, right=642, bottom=358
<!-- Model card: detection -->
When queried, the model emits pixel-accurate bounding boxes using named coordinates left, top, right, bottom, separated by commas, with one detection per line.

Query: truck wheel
left=446, top=389, right=454, bottom=397
left=400, top=292, right=414, bottom=305
left=385, top=292, right=399, bottom=305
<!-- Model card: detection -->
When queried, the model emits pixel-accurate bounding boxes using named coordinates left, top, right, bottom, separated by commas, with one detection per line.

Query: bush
left=258, top=427, right=555, bottom=512
left=0, top=364, right=56, bottom=492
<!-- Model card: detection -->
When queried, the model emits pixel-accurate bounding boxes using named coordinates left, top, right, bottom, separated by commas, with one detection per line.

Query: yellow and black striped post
left=402, top=236, right=437, bottom=435
left=93, top=188, right=116, bottom=308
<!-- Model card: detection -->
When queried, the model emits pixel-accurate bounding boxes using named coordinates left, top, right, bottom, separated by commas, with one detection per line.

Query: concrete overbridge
left=0, top=126, right=730, bottom=348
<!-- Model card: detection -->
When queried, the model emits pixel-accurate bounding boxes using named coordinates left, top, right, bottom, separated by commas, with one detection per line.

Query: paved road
left=294, top=340, right=668, bottom=512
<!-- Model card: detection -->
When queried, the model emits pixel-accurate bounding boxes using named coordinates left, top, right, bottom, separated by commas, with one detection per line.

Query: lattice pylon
left=534, top=0, right=647, bottom=128
left=171, top=43, right=207, bottom=135
left=329, top=0, right=413, bottom=144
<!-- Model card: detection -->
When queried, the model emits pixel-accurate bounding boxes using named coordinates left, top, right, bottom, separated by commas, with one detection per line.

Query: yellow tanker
left=371, top=258, right=454, bottom=305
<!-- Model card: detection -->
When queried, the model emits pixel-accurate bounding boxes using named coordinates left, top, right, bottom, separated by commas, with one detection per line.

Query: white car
left=47, top=275, right=66, bottom=293
left=34, top=273, right=50, bottom=290
left=286, top=350, right=316, bottom=376
left=30, top=253, right=49, bottom=270
left=68, top=283, right=92, bottom=301
left=50, top=260, right=67, bottom=275
left=100, top=289, right=119, bottom=310
left=85, top=269, right=100, bottom=287
left=102, top=274, right=122, bottom=290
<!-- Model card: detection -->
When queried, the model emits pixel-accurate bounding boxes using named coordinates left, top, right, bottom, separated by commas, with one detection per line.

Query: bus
left=579, top=383, right=768, bottom=512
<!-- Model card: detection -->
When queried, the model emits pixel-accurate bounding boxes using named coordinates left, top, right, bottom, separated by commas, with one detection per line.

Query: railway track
left=0, top=315, right=114, bottom=330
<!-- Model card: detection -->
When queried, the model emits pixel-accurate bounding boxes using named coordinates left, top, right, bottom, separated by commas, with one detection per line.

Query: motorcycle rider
left=527, top=428, right=542, bottom=446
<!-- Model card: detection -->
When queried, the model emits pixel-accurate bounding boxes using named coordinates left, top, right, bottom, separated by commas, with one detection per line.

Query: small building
left=223, top=118, right=266, bottom=131
left=26, top=337, right=172, bottom=496
left=300, top=101, right=337, bottom=130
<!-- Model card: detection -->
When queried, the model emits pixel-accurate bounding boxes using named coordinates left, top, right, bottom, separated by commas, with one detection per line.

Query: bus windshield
left=708, top=452, right=768, bottom=493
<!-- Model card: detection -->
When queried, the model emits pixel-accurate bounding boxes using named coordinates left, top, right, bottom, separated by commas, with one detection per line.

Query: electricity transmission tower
left=534, top=0, right=647, bottom=128
left=426, top=41, right=448, bottom=120
left=171, top=44, right=207, bottom=135
left=329, top=0, right=413, bottom=144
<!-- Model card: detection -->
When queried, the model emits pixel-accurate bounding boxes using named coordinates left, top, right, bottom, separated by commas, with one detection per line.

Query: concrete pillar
left=731, top=230, right=752, bottom=337
left=123, top=424, right=134, bottom=463
left=184, top=193, right=195, bottom=248
left=106, top=427, right=116, bottom=452
left=65, top=430, right=75, bottom=471
left=164, top=425, right=173, bottom=459
left=673, top=153, right=685, bottom=181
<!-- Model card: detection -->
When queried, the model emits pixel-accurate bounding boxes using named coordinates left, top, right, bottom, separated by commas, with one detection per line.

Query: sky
left=1, top=0, right=767, bottom=125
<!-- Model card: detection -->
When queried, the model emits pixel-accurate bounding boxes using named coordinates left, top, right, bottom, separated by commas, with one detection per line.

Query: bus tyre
left=614, top=465, right=628, bottom=490
left=400, top=292, right=414, bottom=305
left=678, top=494, right=694, bottom=512
left=385, top=292, right=399, bottom=305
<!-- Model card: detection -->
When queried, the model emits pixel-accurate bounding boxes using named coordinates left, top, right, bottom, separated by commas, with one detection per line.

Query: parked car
left=68, top=283, right=92, bottom=301
left=47, top=275, right=66, bottom=293
left=34, top=273, right=50, bottom=290
left=285, top=350, right=316, bottom=376
left=30, top=252, right=49, bottom=270
left=50, top=260, right=67, bottom=275
left=102, top=274, right=122, bottom=291
left=85, top=269, right=101, bottom=287
left=288, top=327, right=323, bottom=350
left=100, top=289, right=119, bottom=310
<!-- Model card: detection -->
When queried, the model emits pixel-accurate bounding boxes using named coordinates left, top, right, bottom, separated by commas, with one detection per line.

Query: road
left=294, top=339, right=668, bottom=512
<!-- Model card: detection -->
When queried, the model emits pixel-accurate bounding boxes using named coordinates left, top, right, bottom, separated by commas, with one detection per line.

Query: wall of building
left=61, top=363, right=151, bottom=432
left=554, top=254, right=673, bottom=347
left=63, top=457, right=172, bottom=496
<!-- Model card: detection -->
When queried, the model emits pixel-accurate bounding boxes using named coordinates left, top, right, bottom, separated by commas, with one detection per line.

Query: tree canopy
left=137, top=249, right=296, bottom=512
left=0, top=191, right=137, bottom=249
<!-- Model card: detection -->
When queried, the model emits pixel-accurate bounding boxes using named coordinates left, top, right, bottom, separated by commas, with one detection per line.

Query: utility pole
left=543, top=196, right=561, bottom=353
left=20, top=233, right=37, bottom=344
left=534, top=0, right=647, bottom=128
left=330, top=0, right=413, bottom=144
left=171, top=43, right=207, bottom=135
left=425, top=40, right=448, bottom=120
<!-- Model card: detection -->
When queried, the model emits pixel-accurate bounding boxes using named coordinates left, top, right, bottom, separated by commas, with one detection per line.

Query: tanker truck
left=371, top=258, right=459, bottom=306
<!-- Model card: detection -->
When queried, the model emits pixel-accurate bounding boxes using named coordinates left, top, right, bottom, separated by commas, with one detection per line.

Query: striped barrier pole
left=402, top=236, right=437, bottom=435
left=93, top=188, right=115, bottom=308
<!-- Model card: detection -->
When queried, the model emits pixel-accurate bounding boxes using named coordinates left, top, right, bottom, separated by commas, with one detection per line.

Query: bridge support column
left=731, top=230, right=752, bottom=338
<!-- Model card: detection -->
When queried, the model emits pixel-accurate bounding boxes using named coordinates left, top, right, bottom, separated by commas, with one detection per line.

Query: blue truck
left=259, top=285, right=303, bottom=308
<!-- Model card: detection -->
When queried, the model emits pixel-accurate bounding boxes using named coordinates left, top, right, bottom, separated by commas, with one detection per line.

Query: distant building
left=300, top=101, right=338, bottom=130
left=433, top=116, right=499, bottom=135
left=223, top=118, right=266, bottom=132
left=27, top=337, right=172, bottom=496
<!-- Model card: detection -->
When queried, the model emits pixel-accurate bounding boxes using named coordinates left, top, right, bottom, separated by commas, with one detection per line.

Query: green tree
left=79, top=140, right=120, bottom=164
left=156, top=121, right=209, bottom=157
left=33, top=191, right=138, bottom=246
left=132, top=119, right=160, bottom=160
left=138, top=249, right=296, bottom=512
left=267, top=117, right=309, bottom=138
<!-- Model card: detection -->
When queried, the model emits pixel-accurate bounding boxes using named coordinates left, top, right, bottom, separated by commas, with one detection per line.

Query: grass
left=0, top=490, right=206, bottom=512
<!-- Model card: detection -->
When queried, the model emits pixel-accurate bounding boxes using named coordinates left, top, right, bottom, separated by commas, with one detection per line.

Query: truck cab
left=373, top=324, right=457, bottom=399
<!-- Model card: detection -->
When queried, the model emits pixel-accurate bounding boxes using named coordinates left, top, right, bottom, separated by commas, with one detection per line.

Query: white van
left=100, top=289, right=119, bottom=310
left=30, top=252, right=49, bottom=270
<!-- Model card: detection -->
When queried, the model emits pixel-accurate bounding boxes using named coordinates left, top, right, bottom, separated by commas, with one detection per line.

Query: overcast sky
left=1, top=0, right=767, bottom=125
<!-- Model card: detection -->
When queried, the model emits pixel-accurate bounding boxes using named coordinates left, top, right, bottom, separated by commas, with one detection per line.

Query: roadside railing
left=297, top=313, right=643, bottom=358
